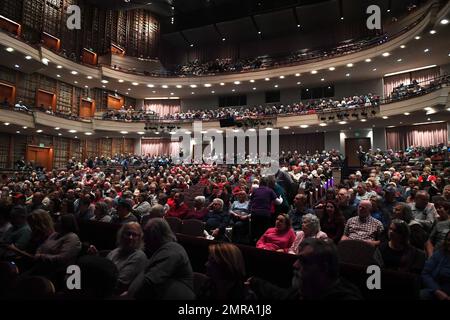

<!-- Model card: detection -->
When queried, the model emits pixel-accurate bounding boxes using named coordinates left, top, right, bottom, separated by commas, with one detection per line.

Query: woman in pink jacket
left=256, top=214, right=296, bottom=252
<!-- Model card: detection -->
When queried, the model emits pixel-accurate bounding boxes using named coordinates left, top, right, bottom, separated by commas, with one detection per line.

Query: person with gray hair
left=127, top=218, right=195, bottom=300
left=288, top=214, right=328, bottom=254
left=409, top=190, right=438, bottom=232
left=140, top=204, right=166, bottom=226
left=185, top=196, right=208, bottom=220
left=91, top=201, right=112, bottom=223
left=204, top=198, right=231, bottom=241
left=104, top=222, right=147, bottom=294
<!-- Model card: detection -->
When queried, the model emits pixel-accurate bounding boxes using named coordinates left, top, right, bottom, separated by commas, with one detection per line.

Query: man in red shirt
left=166, top=192, right=189, bottom=219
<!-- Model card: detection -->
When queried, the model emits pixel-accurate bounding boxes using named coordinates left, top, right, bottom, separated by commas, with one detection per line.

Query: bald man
left=341, top=200, right=384, bottom=247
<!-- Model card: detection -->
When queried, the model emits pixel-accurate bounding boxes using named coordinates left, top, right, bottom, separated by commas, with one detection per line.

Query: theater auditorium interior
left=0, top=0, right=449, bottom=302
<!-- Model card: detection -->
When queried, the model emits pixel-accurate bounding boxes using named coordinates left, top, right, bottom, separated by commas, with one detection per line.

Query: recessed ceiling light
left=311, top=70, right=318, bottom=74
left=232, top=89, right=235, bottom=92
left=211, top=90, right=215, bottom=93
left=429, top=30, right=436, bottom=34
left=14, top=64, right=19, bottom=68
left=382, top=116, right=388, bottom=119
left=184, top=131, right=192, bottom=134
left=56, top=65, right=63, bottom=69
left=397, top=58, right=402, bottom=62
left=102, top=85, right=106, bottom=88
left=58, top=133, right=62, bottom=136
left=201, top=130, right=207, bottom=134
left=6, top=47, right=14, bottom=52
left=84, top=132, right=92, bottom=136
left=204, top=84, right=211, bottom=87
left=297, top=24, right=301, bottom=28
left=170, top=92, right=174, bottom=95
left=249, top=79, right=255, bottom=83
left=257, top=31, right=261, bottom=35
left=283, top=126, right=290, bottom=129
left=147, top=84, right=154, bottom=88
left=127, top=88, right=131, bottom=91
left=295, top=73, right=301, bottom=76
left=404, top=112, right=410, bottom=115
left=41, top=58, right=49, bottom=65
left=126, top=92, right=129, bottom=95
left=71, top=71, right=78, bottom=75
left=414, top=36, right=421, bottom=40
left=25, top=55, right=32, bottom=60
left=338, top=121, right=347, bottom=125
left=137, top=132, right=145, bottom=135
left=118, top=79, right=125, bottom=83
left=321, top=78, right=325, bottom=81
left=23, top=126, right=27, bottom=129
left=274, top=85, right=278, bottom=88
left=15, top=131, right=20, bottom=134
left=190, top=84, right=197, bottom=88
left=365, top=58, right=371, bottom=62
left=56, top=74, right=61, bottom=78
left=176, top=85, right=182, bottom=88
left=132, top=82, right=139, bottom=86
left=222, top=37, right=226, bottom=41
left=216, top=130, right=224, bottom=133
left=319, top=123, right=327, bottom=127
left=300, top=125, right=309, bottom=128
left=253, top=87, right=256, bottom=90
left=152, top=90, right=156, bottom=93
left=265, top=78, right=270, bottom=81
left=74, top=81, right=78, bottom=84
left=328, top=67, right=335, bottom=71
left=427, top=118, right=431, bottom=121
left=346, top=73, right=350, bottom=77
left=234, top=81, right=241, bottom=85
left=346, top=63, right=353, bottom=67
left=382, top=52, right=390, bottom=57
left=424, top=48, right=429, bottom=53
left=297, top=82, right=301, bottom=85
left=249, top=128, right=256, bottom=132
left=400, top=45, right=406, bottom=49
left=190, top=44, right=194, bottom=47
left=191, top=92, right=195, bottom=94
left=361, top=119, right=367, bottom=122
left=69, top=130, right=77, bottom=133
left=440, top=19, right=449, bottom=25
left=4, top=123, right=10, bottom=126
left=87, top=76, right=93, bottom=79
left=220, top=82, right=225, bottom=86
left=279, top=76, right=285, bottom=79
left=373, top=68, right=377, bottom=71
left=36, top=129, right=43, bottom=133
left=161, top=85, right=168, bottom=88
left=55, top=127, right=60, bottom=130
left=120, top=131, right=128, bottom=134
left=84, top=85, right=88, bottom=88
left=101, top=79, right=108, bottom=84
left=155, top=132, right=159, bottom=134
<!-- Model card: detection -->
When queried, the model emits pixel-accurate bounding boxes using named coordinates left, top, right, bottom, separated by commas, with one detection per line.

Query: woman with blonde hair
left=199, top=243, right=255, bottom=300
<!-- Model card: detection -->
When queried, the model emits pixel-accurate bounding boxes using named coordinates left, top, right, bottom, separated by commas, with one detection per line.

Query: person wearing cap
left=111, top=199, right=138, bottom=225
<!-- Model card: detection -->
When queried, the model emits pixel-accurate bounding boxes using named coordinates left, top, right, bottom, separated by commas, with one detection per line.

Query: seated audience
left=0, top=206, right=31, bottom=259
left=257, top=214, right=296, bottom=252
left=341, top=200, right=384, bottom=246
left=421, top=230, right=450, bottom=300
left=288, top=193, right=313, bottom=231
left=320, top=201, right=345, bottom=244
left=379, top=219, right=425, bottom=273
left=185, top=196, right=208, bottom=220
left=203, top=198, right=231, bottom=241
left=289, top=214, right=328, bottom=254
left=127, top=218, right=195, bottom=300
left=166, top=192, right=190, bottom=219
left=409, top=190, right=438, bottom=232
left=91, top=202, right=112, bottom=223
left=425, top=201, right=450, bottom=257
left=229, top=191, right=250, bottom=244
left=111, top=199, right=138, bottom=224
left=198, top=243, right=256, bottom=300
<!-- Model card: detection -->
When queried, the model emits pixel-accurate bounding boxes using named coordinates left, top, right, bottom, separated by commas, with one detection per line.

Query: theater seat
left=164, top=216, right=182, bottom=233
left=180, top=219, right=205, bottom=237
left=337, top=239, right=383, bottom=266
left=193, top=272, right=210, bottom=298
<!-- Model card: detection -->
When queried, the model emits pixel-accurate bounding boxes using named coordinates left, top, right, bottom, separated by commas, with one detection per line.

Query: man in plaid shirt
left=341, top=200, right=384, bottom=247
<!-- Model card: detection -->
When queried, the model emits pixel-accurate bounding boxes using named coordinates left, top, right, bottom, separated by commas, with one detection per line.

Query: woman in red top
left=256, top=214, right=296, bottom=252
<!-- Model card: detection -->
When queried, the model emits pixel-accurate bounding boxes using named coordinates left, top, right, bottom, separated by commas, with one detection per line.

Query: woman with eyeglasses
left=421, top=230, right=450, bottom=300
left=88, top=222, right=147, bottom=295
left=379, top=219, right=425, bottom=274
left=256, top=214, right=296, bottom=252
